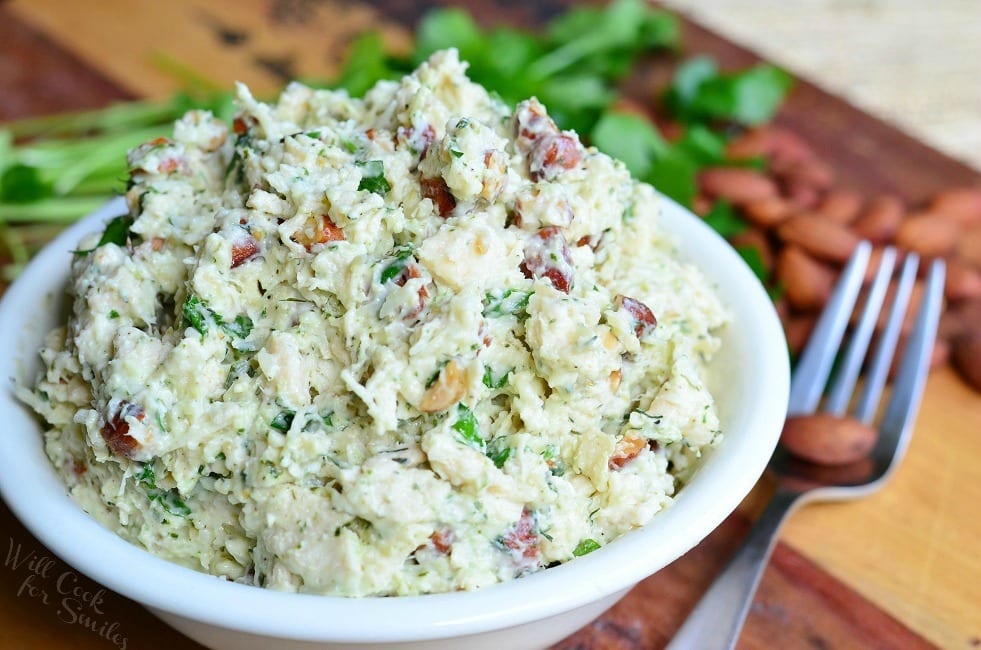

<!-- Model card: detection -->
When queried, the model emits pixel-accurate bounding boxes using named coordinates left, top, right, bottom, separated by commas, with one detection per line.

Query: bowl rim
left=0, top=195, right=788, bottom=642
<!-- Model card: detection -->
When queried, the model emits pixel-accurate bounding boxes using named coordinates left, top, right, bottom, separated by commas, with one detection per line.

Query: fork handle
left=665, top=487, right=805, bottom=650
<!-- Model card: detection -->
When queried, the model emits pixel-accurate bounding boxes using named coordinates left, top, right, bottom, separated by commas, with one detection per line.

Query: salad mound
left=22, top=50, right=727, bottom=596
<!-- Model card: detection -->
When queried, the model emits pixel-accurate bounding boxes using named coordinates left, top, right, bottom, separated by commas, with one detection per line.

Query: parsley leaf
left=356, top=160, right=391, bottom=195
left=486, top=438, right=511, bottom=469
left=181, top=294, right=211, bottom=336
left=270, top=410, right=296, bottom=433
left=646, top=150, right=698, bottom=207
left=591, top=111, right=667, bottom=178
left=482, top=366, right=511, bottom=390
left=137, top=463, right=156, bottom=489
left=0, top=164, right=51, bottom=203
left=73, top=214, right=135, bottom=256
left=221, top=313, right=253, bottom=339
left=665, top=56, right=794, bottom=126
left=414, top=8, right=486, bottom=65
left=451, top=404, right=483, bottom=449
left=333, top=32, right=402, bottom=97
left=154, top=491, right=191, bottom=517
left=137, top=463, right=191, bottom=517
left=380, top=245, right=415, bottom=284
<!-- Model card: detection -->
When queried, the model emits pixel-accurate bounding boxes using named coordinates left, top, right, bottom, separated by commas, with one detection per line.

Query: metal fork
left=666, top=241, right=945, bottom=650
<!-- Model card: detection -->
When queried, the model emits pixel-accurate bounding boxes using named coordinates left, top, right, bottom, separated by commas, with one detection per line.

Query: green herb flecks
left=225, top=358, right=252, bottom=389
left=380, top=244, right=415, bottom=284
left=181, top=294, right=211, bottom=336
left=137, top=462, right=156, bottom=488
left=482, top=366, right=511, bottom=390
left=486, top=438, right=511, bottom=469
left=542, top=445, right=566, bottom=476
left=451, top=403, right=483, bottom=449
left=153, top=491, right=192, bottom=517
left=483, top=289, right=532, bottom=319
left=73, top=214, right=135, bottom=256
left=181, top=294, right=252, bottom=340
left=221, top=313, right=253, bottom=339
left=270, top=409, right=296, bottom=433
left=137, top=462, right=191, bottom=517
left=573, top=538, right=601, bottom=557
left=356, top=160, right=391, bottom=195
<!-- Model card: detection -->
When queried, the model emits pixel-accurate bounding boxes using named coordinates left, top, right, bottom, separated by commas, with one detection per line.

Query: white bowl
left=0, top=196, right=788, bottom=650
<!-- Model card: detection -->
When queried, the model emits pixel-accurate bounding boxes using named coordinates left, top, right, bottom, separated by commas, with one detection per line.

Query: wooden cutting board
left=1, top=1, right=979, bottom=649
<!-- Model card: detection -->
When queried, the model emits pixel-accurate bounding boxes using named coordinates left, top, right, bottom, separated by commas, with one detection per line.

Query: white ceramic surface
left=0, top=195, right=789, bottom=650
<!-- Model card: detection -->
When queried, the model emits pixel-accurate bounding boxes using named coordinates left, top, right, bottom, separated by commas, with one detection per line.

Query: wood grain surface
left=1, top=1, right=979, bottom=648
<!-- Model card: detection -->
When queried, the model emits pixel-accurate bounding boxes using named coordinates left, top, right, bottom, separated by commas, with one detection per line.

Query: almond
left=938, top=308, right=968, bottom=342
left=784, top=181, right=822, bottom=211
left=692, top=193, right=712, bottom=216
left=773, top=297, right=791, bottom=322
left=818, top=188, right=863, bottom=225
left=929, top=187, right=981, bottom=227
left=775, top=158, right=835, bottom=192
left=938, top=299, right=981, bottom=341
left=933, top=338, right=952, bottom=369
left=419, top=360, right=466, bottom=412
left=725, top=128, right=771, bottom=160
left=957, top=224, right=981, bottom=270
left=725, top=126, right=816, bottom=164
left=776, top=214, right=861, bottom=264
left=894, top=211, right=960, bottom=258
left=951, top=329, right=981, bottom=392
left=698, top=167, right=778, bottom=205
left=783, top=457, right=875, bottom=489
left=945, top=259, right=981, bottom=302
left=852, top=195, right=904, bottom=244
left=781, top=414, right=877, bottom=466
left=766, top=127, right=817, bottom=166
left=740, top=196, right=793, bottom=230
left=777, top=246, right=836, bottom=310
left=784, top=313, right=817, bottom=356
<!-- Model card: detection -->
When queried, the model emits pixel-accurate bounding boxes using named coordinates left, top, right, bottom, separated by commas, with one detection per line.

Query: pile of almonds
left=689, top=126, right=981, bottom=399
left=688, top=127, right=981, bottom=467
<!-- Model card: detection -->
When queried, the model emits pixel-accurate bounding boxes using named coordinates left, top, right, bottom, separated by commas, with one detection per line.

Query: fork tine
left=787, top=241, right=871, bottom=416
left=824, top=247, right=897, bottom=416
left=852, top=253, right=919, bottom=424
left=873, top=258, right=945, bottom=472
